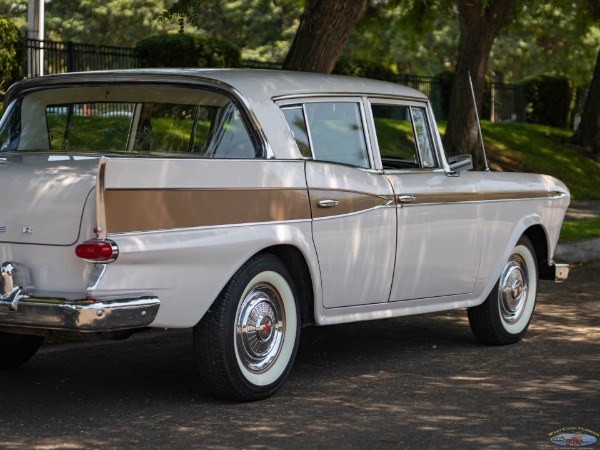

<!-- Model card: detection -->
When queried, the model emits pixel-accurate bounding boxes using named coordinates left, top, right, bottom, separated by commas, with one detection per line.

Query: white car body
left=0, top=69, right=570, bottom=400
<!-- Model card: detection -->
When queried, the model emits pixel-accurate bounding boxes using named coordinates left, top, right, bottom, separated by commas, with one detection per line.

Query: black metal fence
left=25, top=38, right=141, bottom=78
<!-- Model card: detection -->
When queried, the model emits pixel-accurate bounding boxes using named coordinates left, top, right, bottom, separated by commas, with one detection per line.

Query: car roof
left=6, top=68, right=428, bottom=103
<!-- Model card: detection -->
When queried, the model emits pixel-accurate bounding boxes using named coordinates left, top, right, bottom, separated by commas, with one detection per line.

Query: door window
left=281, top=102, right=370, bottom=168
left=371, top=103, right=438, bottom=170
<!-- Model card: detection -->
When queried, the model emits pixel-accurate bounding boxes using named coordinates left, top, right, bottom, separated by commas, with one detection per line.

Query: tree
left=282, top=0, right=368, bottom=73
left=572, top=0, right=600, bottom=156
left=164, top=0, right=368, bottom=73
left=44, top=0, right=185, bottom=46
left=442, top=0, right=514, bottom=165
left=161, top=0, right=302, bottom=62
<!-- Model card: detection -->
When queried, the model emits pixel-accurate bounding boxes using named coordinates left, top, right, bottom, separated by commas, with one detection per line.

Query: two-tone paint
left=0, top=69, right=569, bottom=334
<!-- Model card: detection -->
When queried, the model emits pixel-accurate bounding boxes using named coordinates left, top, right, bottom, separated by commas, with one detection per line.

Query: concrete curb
left=556, top=237, right=600, bottom=264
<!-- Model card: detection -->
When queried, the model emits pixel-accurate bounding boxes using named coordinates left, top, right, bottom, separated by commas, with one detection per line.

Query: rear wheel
left=194, top=254, right=300, bottom=401
left=468, top=236, right=538, bottom=345
left=0, top=332, right=45, bottom=369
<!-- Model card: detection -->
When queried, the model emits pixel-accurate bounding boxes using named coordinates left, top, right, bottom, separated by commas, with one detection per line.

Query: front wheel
left=0, top=332, right=45, bottom=369
left=194, top=254, right=300, bottom=401
left=468, top=236, right=538, bottom=345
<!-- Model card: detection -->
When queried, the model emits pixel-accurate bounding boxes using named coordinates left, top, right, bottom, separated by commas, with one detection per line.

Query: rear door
left=280, top=99, right=396, bottom=308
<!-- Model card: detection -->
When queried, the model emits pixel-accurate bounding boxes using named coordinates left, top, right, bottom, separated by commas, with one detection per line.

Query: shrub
left=134, top=33, right=241, bottom=69
left=333, top=56, right=397, bottom=82
left=522, top=75, right=573, bottom=128
left=0, top=16, right=24, bottom=94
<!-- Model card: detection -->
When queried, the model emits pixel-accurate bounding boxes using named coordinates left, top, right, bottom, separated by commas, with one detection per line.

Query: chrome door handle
left=397, top=195, right=416, bottom=203
left=318, top=199, right=339, bottom=208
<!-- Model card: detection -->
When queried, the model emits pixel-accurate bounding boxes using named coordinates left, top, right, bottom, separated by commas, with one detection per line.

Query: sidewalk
left=555, top=200, right=600, bottom=264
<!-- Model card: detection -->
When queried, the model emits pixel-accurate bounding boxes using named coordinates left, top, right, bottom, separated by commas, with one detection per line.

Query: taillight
left=75, top=239, right=118, bottom=263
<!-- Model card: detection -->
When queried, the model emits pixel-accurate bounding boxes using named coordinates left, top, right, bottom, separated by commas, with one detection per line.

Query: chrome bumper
left=0, top=292, right=160, bottom=332
left=0, top=262, right=159, bottom=332
left=540, top=260, right=570, bottom=283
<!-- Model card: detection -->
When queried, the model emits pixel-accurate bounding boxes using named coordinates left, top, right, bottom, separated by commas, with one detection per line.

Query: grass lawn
left=480, top=122, right=600, bottom=200
left=438, top=121, right=600, bottom=200
left=437, top=121, right=600, bottom=242
left=559, top=217, right=600, bottom=242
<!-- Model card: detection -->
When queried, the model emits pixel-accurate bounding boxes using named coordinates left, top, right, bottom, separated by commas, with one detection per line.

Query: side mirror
left=447, top=154, right=473, bottom=174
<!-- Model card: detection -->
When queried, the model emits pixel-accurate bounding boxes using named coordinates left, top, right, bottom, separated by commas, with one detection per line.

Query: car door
left=367, top=99, right=484, bottom=301
left=280, top=99, right=396, bottom=308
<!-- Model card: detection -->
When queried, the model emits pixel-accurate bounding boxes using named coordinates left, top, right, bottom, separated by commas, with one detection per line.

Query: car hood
left=0, top=155, right=98, bottom=245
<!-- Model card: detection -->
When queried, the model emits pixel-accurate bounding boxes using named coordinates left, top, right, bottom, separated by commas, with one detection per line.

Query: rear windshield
left=0, top=85, right=263, bottom=159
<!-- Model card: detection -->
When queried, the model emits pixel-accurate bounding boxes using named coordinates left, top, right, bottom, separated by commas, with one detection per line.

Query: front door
left=367, top=99, right=483, bottom=302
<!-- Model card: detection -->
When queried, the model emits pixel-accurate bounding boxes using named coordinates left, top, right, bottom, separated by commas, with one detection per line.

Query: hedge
left=333, top=56, right=397, bottom=82
left=523, top=75, right=574, bottom=128
left=134, top=33, right=241, bottom=69
left=0, top=16, right=24, bottom=94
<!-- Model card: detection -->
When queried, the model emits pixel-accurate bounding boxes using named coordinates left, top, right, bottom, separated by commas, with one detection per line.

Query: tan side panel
left=105, top=188, right=311, bottom=233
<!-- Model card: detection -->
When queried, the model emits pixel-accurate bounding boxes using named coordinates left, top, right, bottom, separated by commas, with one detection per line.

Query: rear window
left=0, top=86, right=262, bottom=159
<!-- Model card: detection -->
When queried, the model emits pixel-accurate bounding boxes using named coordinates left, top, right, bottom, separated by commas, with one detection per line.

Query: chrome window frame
left=276, top=96, right=375, bottom=170
left=366, top=96, right=447, bottom=173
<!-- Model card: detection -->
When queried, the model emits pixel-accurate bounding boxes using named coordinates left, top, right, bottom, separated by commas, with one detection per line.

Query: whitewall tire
left=194, top=254, right=300, bottom=401
left=468, top=236, right=538, bottom=345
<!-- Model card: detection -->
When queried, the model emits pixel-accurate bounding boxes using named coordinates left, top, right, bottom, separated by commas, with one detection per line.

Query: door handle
left=397, top=195, right=416, bottom=203
left=318, top=199, right=339, bottom=208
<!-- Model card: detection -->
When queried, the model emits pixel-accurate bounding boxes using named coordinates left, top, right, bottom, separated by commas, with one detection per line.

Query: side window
left=411, top=108, right=437, bottom=168
left=306, top=102, right=370, bottom=168
left=41, top=89, right=261, bottom=158
left=280, top=101, right=370, bottom=168
left=281, top=106, right=311, bottom=157
left=371, top=103, right=438, bottom=170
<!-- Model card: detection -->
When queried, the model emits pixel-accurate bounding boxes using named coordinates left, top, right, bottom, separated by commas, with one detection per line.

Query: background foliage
left=135, top=33, right=241, bottom=68
left=1, top=0, right=598, bottom=87
left=0, top=17, right=23, bottom=93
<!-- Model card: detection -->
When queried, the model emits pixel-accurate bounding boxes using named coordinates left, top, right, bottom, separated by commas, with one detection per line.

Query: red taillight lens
left=75, top=240, right=118, bottom=262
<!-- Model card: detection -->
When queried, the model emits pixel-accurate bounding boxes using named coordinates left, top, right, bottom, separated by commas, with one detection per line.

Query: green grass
left=436, top=121, right=600, bottom=242
left=559, top=217, right=600, bottom=242
left=479, top=122, right=600, bottom=200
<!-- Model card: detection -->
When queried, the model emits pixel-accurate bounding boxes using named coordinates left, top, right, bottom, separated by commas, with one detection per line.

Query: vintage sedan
left=0, top=69, right=569, bottom=401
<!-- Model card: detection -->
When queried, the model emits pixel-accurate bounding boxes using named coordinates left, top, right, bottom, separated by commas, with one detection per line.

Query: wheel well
left=523, top=225, right=549, bottom=267
left=258, top=245, right=315, bottom=327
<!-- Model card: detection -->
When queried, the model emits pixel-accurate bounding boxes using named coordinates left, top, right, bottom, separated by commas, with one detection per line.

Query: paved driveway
left=0, top=263, right=598, bottom=449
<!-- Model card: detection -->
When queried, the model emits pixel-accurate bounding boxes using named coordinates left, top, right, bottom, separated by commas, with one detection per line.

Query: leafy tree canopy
left=2, top=0, right=598, bottom=85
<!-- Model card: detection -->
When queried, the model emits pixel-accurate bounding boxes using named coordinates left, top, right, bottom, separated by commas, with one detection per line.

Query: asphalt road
left=0, top=263, right=598, bottom=450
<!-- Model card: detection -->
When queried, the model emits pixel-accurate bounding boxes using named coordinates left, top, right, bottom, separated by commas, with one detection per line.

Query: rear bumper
left=0, top=260, right=159, bottom=332
left=0, top=290, right=160, bottom=332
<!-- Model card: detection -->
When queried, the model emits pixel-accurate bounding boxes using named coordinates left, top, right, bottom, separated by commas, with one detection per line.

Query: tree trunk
left=571, top=0, right=600, bottom=156
left=283, top=0, right=368, bottom=73
left=442, top=0, right=513, bottom=167
left=572, top=49, right=600, bottom=156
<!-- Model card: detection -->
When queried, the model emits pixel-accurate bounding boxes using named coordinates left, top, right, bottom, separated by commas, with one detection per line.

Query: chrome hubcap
left=236, top=283, right=285, bottom=374
left=499, top=255, right=529, bottom=324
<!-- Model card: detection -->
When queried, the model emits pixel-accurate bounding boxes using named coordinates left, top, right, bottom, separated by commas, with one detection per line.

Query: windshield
left=0, top=85, right=262, bottom=159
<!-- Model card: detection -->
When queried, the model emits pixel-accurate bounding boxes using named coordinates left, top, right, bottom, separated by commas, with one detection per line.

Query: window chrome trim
left=278, top=97, right=374, bottom=170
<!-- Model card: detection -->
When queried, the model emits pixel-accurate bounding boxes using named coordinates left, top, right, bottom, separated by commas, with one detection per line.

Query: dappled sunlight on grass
left=437, top=121, right=600, bottom=199
left=479, top=122, right=600, bottom=199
